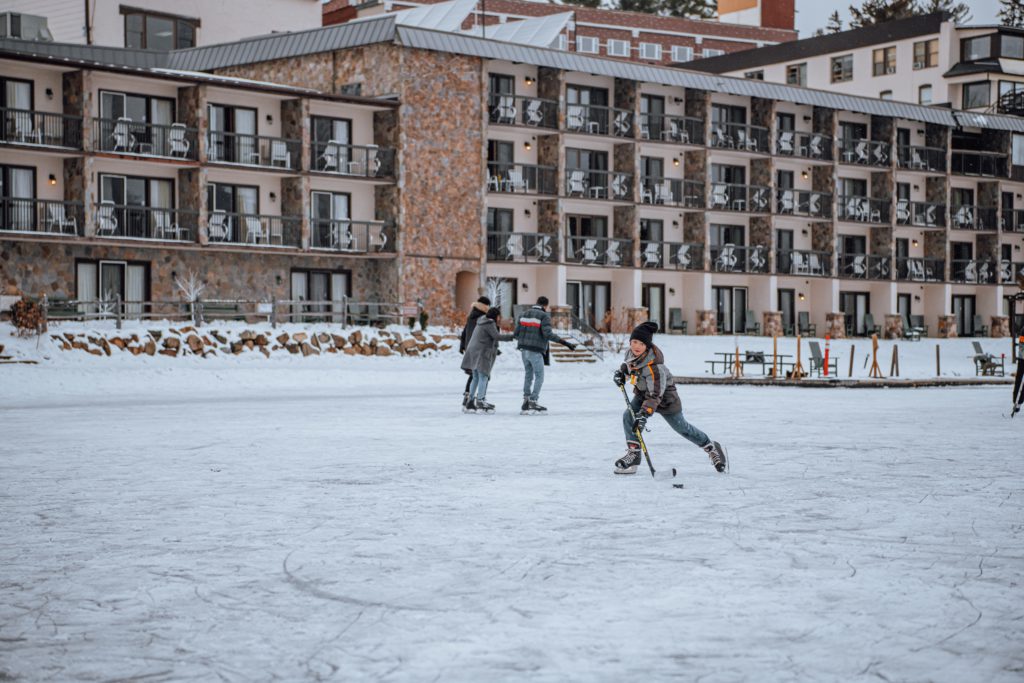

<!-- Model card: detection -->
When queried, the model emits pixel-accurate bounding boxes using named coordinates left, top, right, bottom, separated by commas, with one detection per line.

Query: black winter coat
left=459, top=302, right=489, bottom=354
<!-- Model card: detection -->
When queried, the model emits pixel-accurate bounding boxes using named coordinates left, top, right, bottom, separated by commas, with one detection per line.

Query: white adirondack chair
left=96, top=201, right=118, bottom=235
left=47, top=203, right=77, bottom=234
left=567, top=170, right=587, bottom=196
left=168, top=123, right=190, bottom=157
left=208, top=211, right=231, bottom=241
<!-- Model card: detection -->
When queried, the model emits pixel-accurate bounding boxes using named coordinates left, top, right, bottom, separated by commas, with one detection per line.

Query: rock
left=168, top=328, right=181, bottom=336
left=343, top=346, right=357, bottom=355
left=326, top=346, right=337, bottom=353
left=260, top=347, right=270, bottom=358
left=293, top=332, right=308, bottom=343
left=180, top=326, right=196, bottom=334
left=332, top=334, right=346, bottom=348
left=240, top=330, right=256, bottom=341
left=244, top=340, right=254, bottom=350
left=149, top=330, right=162, bottom=341
left=431, top=334, right=442, bottom=343
left=317, top=333, right=330, bottom=344
left=369, top=338, right=378, bottom=348
left=158, top=349, right=177, bottom=357
left=255, top=334, right=268, bottom=346
left=310, top=335, right=321, bottom=349
left=202, top=336, right=213, bottom=346
left=230, top=341, right=244, bottom=354
left=72, top=340, right=87, bottom=350
left=286, top=344, right=300, bottom=354
left=100, top=339, right=111, bottom=356
left=186, top=335, right=203, bottom=353
left=360, top=345, right=373, bottom=356
left=439, top=344, right=453, bottom=351
left=405, top=348, right=419, bottom=356
left=376, top=346, right=392, bottom=356
left=129, top=346, right=141, bottom=356
left=400, top=338, right=418, bottom=351
left=163, top=337, right=180, bottom=350
left=144, top=340, right=156, bottom=356
left=130, top=334, right=139, bottom=343
left=411, top=330, right=425, bottom=340
left=87, top=347, right=103, bottom=356
left=63, top=333, right=74, bottom=342
left=276, top=333, right=290, bottom=345
left=380, top=330, right=391, bottom=338
left=349, top=330, right=363, bottom=345
left=301, top=342, right=318, bottom=356
left=211, top=331, right=227, bottom=344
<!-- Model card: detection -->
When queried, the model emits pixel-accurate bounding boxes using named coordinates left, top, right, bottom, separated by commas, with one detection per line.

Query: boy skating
left=613, top=321, right=728, bottom=475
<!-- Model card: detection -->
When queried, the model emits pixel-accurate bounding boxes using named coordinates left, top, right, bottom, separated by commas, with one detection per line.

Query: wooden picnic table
left=705, top=351, right=794, bottom=376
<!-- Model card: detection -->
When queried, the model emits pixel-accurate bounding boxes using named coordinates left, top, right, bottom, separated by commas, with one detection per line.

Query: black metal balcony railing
left=565, top=236, right=632, bottom=267
left=207, top=131, right=301, bottom=171
left=997, top=90, right=1024, bottom=117
left=837, top=195, right=891, bottom=223
left=775, top=248, right=833, bottom=277
left=775, top=189, right=832, bottom=218
left=564, top=104, right=634, bottom=138
left=640, top=177, right=704, bottom=208
left=1002, top=209, right=1024, bottom=233
left=951, top=259, right=997, bottom=284
left=895, top=257, right=944, bottom=282
left=486, top=232, right=558, bottom=263
left=487, top=162, right=557, bottom=195
left=639, top=114, right=705, bottom=146
left=639, top=241, right=703, bottom=270
left=1003, top=260, right=1024, bottom=283
left=206, top=211, right=301, bottom=247
left=838, top=138, right=891, bottom=167
left=564, top=169, right=632, bottom=200
left=897, top=145, right=946, bottom=173
left=951, top=150, right=1007, bottom=178
left=839, top=253, right=891, bottom=280
left=710, top=123, right=770, bottom=153
left=93, top=204, right=198, bottom=241
left=708, top=183, right=771, bottom=213
left=1, top=108, right=83, bottom=149
left=896, top=200, right=945, bottom=227
left=951, top=205, right=998, bottom=231
left=488, top=94, right=559, bottom=129
left=710, top=244, right=770, bottom=273
left=93, top=118, right=199, bottom=160
left=775, top=131, right=833, bottom=161
left=0, top=197, right=84, bottom=235
left=310, top=218, right=391, bottom=253
left=312, top=142, right=395, bottom=179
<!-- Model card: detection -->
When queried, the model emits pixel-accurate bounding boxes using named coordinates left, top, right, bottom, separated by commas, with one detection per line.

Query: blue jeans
left=469, top=370, right=490, bottom=399
left=521, top=349, right=545, bottom=401
left=622, top=394, right=710, bottom=448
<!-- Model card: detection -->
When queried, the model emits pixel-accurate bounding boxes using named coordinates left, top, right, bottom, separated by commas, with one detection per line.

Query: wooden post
left=848, top=344, right=855, bottom=378
left=733, top=343, right=743, bottom=378
left=936, top=344, right=941, bottom=376
left=791, top=335, right=805, bottom=380
left=889, top=344, right=900, bottom=377
left=868, top=334, right=883, bottom=378
left=772, top=334, right=779, bottom=379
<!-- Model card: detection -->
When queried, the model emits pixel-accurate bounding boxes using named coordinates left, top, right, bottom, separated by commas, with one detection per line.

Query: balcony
left=94, top=204, right=198, bottom=241
left=565, top=236, right=632, bottom=267
left=310, top=218, right=390, bottom=253
left=486, top=232, right=557, bottom=263
left=93, top=118, right=198, bottom=161
left=564, top=169, right=632, bottom=201
left=709, top=183, right=771, bottom=213
left=895, top=257, right=944, bottom=282
left=710, top=123, right=770, bottom=154
left=638, top=114, right=704, bottom=146
left=487, top=162, right=557, bottom=195
left=776, top=131, right=832, bottom=161
left=564, top=104, right=633, bottom=138
left=639, top=241, right=703, bottom=270
left=951, top=259, right=997, bottom=284
left=776, top=249, right=833, bottom=277
left=837, top=195, right=891, bottom=224
left=1, top=109, right=83, bottom=150
left=896, top=145, right=946, bottom=173
left=488, top=94, right=558, bottom=130
left=997, top=90, right=1024, bottom=117
left=1002, top=260, right=1024, bottom=283
left=1002, top=209, right=1024, bottom=233
left=640, top=177, right=704, bottom=208
left=206, top=211, right=301, bottom=247
left=838, top=138, right=890, bottom=167
left=312, top=142, right=395, bottom=179
left=951, top=151, right=1007, bottom=178
left=710, top=244, right=769, bottom=273
left=896, top=200, right=945, bottom=228
left=207, top=131, right=301, bottom=171
left=0, top=197, right=83, bottom=235
left=838, top=253, right=891, bottom=280
left=951, top=205, right=998, bottom=231
left=775, top=189, right=832, bottom=219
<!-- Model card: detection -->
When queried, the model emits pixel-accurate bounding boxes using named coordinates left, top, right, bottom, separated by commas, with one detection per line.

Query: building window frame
left=1003, top=34, right=1024, bottom=60
left=962, top=80, right=991, bottom=109
left=961, top=35, right=993, bottom=62
left=918, top=84, right=933, bottom=105
left=671, top=45, right=693, bottom=62
left=640, top=42, right=662, bottom=60
left=831, top=54, right=853, bottom=83
left=702, top=48, right=724, bottom=58
left=576, top=36, right=599, bottom=54
left=607, top=39, right=630, bottom=57
left=785, top=63, right=806, bottom=86
left=121, top=6, right=199, bottom=50
left=872, top=46, right=896, bottom=76
left=879, top=90, right=893, bottom=100
left=744, top=70, right=764, bottom=80
left=913, top=38, right=939, bottom=69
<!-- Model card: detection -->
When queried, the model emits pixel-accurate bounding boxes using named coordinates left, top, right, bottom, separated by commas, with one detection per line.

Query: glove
left=563, top=341, right=577, bottom=351
left=613, top=369, right=626, bottom=387
left=631, top=411, right=649, bottom=433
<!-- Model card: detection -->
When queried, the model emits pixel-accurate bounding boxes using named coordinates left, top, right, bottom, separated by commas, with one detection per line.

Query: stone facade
left=884, top=314, right=902, bottom=340
left=937, top=314, right=957, bottom=338
left=762, top=310, right=782, bottom=337
left=811, top=222, right=833, bottom=254
left=695, top=309, right=716, bottom=335
left=924, top=230, right=947, bottom=279
left=751, top=97, right=773, bottom=131
left=825, top=312, right=845, bottom=339
left=281, top=177, right=309, bottom=249
left=992, top=316, right=1011, bottom=338
left=626, top=307, right=647, bottom=330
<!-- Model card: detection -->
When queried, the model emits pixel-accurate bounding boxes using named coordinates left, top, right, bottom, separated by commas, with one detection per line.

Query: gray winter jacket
left=513, top=305, right=567, bottom=353
left=460, top=317, right=513, bottom=375
left=622, top=345, right=681, bottom=416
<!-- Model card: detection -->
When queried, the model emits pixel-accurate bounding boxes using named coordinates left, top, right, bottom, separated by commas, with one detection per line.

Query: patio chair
left=663, top=119, right=680, bottom=142
left=331, top=220, right=354, bottom=250
left=900, top=312, right=922, bottom=341
left=613, top=111, right=631, bottom=137
left=808, top=340, right=838, bottom=376
left=751, top=187, right=769, bottom=212
left=909, top=259, right=926, bottom=281
left=46, top=203, right=77, bottom=234
left=896, top=199, right=910, bottom=224
left=862, top=313, right=880, bottom=336
left=639, top=115, right=651, bottom=140
left=749, top=245, right=767, bottom=272
left=653, top=181, right=671, bottom=205
left=954, top=206, right=973, bottom=230
left=714, top=244, right=737, bottom=272
left=524, top=99, right=543, bottom=126
left=96, top=201, right=118, bottom=235
left=924, top=204, right=938, bottom=226
left=711, top=127, right=731, bottom=148
left=111, top=117, right=136, bottom=152
left=155, top=210, right=187, bottom=240
left=642, top=242, right=661, bottom=268
left=710, top=183, right=729, bottom=210
left=503, top=233, right=520, bottom=260
left=797, top=311, right=816, bottom=337
left=532, top=234, right=553, bottom=261
left=807, top=193, right=823, bottom=217
left=270, top=140, right=291, bottom=169
left=611, top=174, right=629, bottom=200
left=245, top=215, right=267, bottom=244
left=668, top=307, right=687, bottom=334
left=963, top=260, right=978, bottom=283
left=492, top=95, right=516, bottom=124
left=168, top=123, right=190, bottom=158
left=370, top=224, right=388, bottom=252
left=567, top=170, right=587, bottom=196
left=778, top=190, right=795, bottom=214
left=504, top=169, right=527, bottom=193
left=1002, top=260, right=1013, bottom=282
left=972, top=341, right=1004, bottom=376
left=208, top=211, right=231, bottom=241
left=578, top=238, right=599, bottom=264
left=972, top=314, right=989, bottom=337
left=777, top=131, right=794, bottom=155
left=642, top=183, right=655, bottom=204
left=605, top=241, right=622, bottom=266
left=809, top=253, right=826, bottom=276
left=910, top=315, right=929, bottom=337
left=872, top=143, right=888, bottom=165
left=808, top=135, right=824, bottom=158
left=737, top=129, right=758, bottom=152
left=318, top=141, right=341, bottom=172
left=744, top=310, right=761, bottom=335
left=846, top=255, right=867, bottom=278
left=790, top=250, right=807, bottom=274
left=911, top=149, right=927, bottom=170
left=854, top=141, right=869, bottom=164
left=978, top=261, right=992, bottom=283
left=13, top=110, right=41, bottom=144
left=674, top=243, right=692, bottom=269
left=487, top=170, right=501, bottom=192
left=566, top=105, right=586, bottom=132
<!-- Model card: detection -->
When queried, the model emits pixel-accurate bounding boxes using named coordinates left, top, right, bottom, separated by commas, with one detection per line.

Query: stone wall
left=684, top=149, right=706, bottom=184
left=925, top=176, right=946, bottom=205
left=684, top=213, right=706, bottom=260
left=884, top=314, right=902, bottom=340
left=870, top=115, right=893, bottom=145
left=613, top=205, right=638, bottom=258
left=825, top=312, right=845, bottom=339
left=812, top=164, right=833, bottom=195
left=938, top=314, right=957, bottom=338
left=749, top=216, right=771, bottom=252
left=281, top=177, right=309, bottom=249
left=925, top=123, right=948, bottom=150
left=685, top=89, right=709, bottom=142
left=977, top=233, right=1000, bottom=262
left=812, top=107, right=835, bottom=138
left=869, top=226, right=892, bottom=257
left=978, top=181, right=1000, bottom=210
left=763, top=311, right=782, bottom=337
left=924, top=230, right=947, bottom=279
left=614, top=78, right=637, bottom=113
left=695, top=309, right=716, bottom=335
left=217, top=52, right=336, bottom=93
left=811, top=221, right=833, bottom=253
left=177, top=85, right=205, bottom=158
left=281, top=98, right=308, bottom=171
left=178, top=168, right=206, bottom=244
left=751, top=97, right=773, bottom=131
left=614, top=142, right=637, bottom=203
left=750, top=157, right=771, bottom=189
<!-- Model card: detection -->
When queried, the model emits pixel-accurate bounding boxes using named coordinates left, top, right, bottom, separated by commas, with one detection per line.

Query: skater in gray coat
left=461, top=308, right=513, bottom=413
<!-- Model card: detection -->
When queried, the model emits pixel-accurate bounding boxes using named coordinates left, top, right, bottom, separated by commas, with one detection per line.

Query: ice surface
left=1, top=327, right=1022, bottom=681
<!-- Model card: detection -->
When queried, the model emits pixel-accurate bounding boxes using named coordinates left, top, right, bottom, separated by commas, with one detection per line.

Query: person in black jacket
left=459, top=296, right=491, bottom=408
left=461, top=307, right=514, bottom=413
left=512, top=296, right=575, bottom=414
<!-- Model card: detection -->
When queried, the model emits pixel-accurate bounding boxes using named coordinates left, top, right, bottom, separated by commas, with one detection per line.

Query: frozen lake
left=1, top=354, right=1022, bottom=681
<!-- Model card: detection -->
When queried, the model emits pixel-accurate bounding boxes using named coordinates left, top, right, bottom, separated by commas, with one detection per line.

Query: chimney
left=717, top=0, right=795, bottom=32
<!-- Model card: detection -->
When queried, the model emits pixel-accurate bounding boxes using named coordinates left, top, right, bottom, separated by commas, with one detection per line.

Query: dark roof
left=944, top=60, right=1002, bottom=77
left=685, top=12, right=948, bottom=74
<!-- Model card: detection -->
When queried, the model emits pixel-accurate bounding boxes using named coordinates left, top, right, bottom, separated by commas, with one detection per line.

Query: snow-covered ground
left=1, top=323, right=1022, bottom=681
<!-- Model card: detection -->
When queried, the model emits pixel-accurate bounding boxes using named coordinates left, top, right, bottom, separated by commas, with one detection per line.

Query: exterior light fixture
left=912, top=239, right=919, bottom=247
left=269, top=192, right=277, bottom=201
left=798, top=292, right=805, bottom=301
left=524, top=209, right=531, bottom=217
left=522, top=282, right=529, bottom=291
left=524, top=141, right=532, bottom=150
left=45, top=88, right=53, bottom=99
left=48, top=174, right=57, bottom=185
left=801, top=170, right=809, bottom=180
left=525, top=76, right=535, bottom=85
left=673, top=158, right=679, bottom=166
left=669, top=288, right=676, bottom=295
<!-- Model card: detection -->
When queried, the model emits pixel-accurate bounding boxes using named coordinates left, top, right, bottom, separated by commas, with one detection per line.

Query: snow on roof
left=150, top=68, right=322, bottom=93
left=460, top=12, right=572, bottom=49
left=391, top=0, right=477, bottom=31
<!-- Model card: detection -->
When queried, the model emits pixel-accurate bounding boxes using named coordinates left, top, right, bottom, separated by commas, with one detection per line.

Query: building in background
left=688, top=12, right=1024, bottom=117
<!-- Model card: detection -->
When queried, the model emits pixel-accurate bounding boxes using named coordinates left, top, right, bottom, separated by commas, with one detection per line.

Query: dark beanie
left=537, top=296, right=549, bottom=307
left=486, top=307, right=501, bottom=321
left=477, top=296, right=492, bottom=305
left=630, top=321, right=659, bottom=347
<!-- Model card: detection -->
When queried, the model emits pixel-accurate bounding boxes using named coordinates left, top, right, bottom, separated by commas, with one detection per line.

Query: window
left=558, top=35, right=568, bottom=51
left=76, top=260, right=149, bottom=311
left=879, top=90, right=892, bottom=100
left=918, top=85, right=933, bottom=105
left=207, top=104, right=257, bottom=163
left=640, top=43, right=662, bottom=60
left=913, top=39, right=939, bottom=68
left=671, top=45, right=693, bottom=62
left=576, top=36, right=598, bottom=54
left=607, top=39, right=629, bottom=57
left=290, top=269, right=349, bottom=320
left=122, top=9, right=198, bottom=49
left=1013, top=134, right=1024, bottom=166
left=1003, top=34, right=1024, bottom=60
left=703, top=48, right=724, bottom=58
left=831, top=54, right=853, bottom=83
left=0, top=164, right=36, bottom=230
left=311, top=190, right=351, bottom=248
left=744, top=70, right=764, bottom=80
left=786, top=63, right=806, bottom=86
left=962, top=81, right=990, bottom=109
left=962, top=35, right=992, bottom=62
left=872, top=46, right=896, bottom=76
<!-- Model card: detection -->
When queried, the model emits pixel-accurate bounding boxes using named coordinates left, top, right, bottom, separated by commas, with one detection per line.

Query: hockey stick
left=619, top=384, right=656, bottom=477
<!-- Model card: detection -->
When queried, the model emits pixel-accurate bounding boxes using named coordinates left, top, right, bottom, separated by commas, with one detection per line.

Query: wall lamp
left=48, top=174, right=57, bottom=186
left=45, top=88, right=54, bottom=99
left=524, top=209, right=531, bottom=217
left=801, top=170, right=809, bottom=180
left=801, top=228, right=808, bottom=235
left=912, top=238, right=919, bottom=247
left=914, top=295, right=921, bottom=301
left=798, top=292, right=806, bottom=301
left=669, top=287, right=676, bottom=295
left=522, top=282, right=529, bottom=291
left=266, top=114, right=273, bottom=124
left=673, top=158, right=680, bottom=166
left=802, top=115, right=811, bottom=122
left=524, top=140, right=532, bottom=150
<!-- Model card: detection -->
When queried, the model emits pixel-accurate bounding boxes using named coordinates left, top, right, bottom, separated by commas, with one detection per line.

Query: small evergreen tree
left=657, top=0, right=715, bottom=19
left=618, top=0, right=661, bottom=13
left=848, top=0, right=918, bottom=28
left=558, top=0, right=604, bottom=9
left=919, top=0, right=972, bottom=24
left=1000, top=0, right=1024, bottom=28
left=826, top=10, right=843, bottom=33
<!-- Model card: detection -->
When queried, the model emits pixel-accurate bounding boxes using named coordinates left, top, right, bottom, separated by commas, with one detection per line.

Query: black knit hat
left=536, top=296, right=549, bottom=307
left=629, top=321, right=659, bottom=347
left=477, top=296, right=492, bottom=305
left=486, top=307, right=501, bottom=321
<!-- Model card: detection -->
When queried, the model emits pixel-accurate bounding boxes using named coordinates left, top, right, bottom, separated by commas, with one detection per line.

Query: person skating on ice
left=458, top=296, right=491, bottom=408
left=461, top=307, right=513, bottom=413
left=613, top=321, right=728, bottom=475
left=512, top=296, right=576, bottom=414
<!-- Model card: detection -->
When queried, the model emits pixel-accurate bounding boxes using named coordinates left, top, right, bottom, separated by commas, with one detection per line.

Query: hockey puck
left=672, top=483, right=685, bottom=489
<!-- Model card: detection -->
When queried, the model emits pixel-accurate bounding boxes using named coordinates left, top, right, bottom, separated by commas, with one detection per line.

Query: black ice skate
left=462, top=391, right=470, bottom=408
left=703, top=440, right=728, bottom=473
left=614, top=443, right=642, bottom=475
left=521, top=399, right=547, bottom=415
left=463, top=398, right=478, bottom=413
left=475, top=398, right=496, bottom=414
